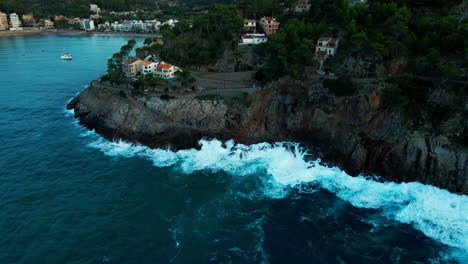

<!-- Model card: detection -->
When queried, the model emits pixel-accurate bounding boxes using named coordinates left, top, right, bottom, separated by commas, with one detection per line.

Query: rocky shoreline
left=67, top=78, right=467, bottom=194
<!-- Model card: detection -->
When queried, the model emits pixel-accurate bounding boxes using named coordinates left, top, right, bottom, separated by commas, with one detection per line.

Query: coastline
left=67, top=78, right=468, bottom=194
left=0, top=29, right=161, bottom=38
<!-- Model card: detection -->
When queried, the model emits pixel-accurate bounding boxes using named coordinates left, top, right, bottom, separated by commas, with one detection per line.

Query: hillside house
left=294, top=1, right=311, bottom=13
left=259, top=17, right=280, bottom=36
left=315, top=37, right=339, bottom=59
left=244, top=19, right=256, bottom=31
left=239, top=34, right=267, bottom=45
left=156, top=63, right=178, bottom=79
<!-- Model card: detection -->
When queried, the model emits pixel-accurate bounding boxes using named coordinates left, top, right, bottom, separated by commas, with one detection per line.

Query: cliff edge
left=67, top=79, right=467, bottom=194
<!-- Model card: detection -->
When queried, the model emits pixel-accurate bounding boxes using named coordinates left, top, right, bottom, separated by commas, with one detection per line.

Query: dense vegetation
left=255, top=0, right=466, bottom=82
left=159, top=4, right=243, bottom=65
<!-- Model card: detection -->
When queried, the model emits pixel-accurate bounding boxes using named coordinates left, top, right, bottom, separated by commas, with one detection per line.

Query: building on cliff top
left=155, top=63, right=179, bottom=79
left=315, top=37, right=339, bottom=60
left=122, top=58, right=143, bottom=77
left=140, top=60, right=158, bottom=75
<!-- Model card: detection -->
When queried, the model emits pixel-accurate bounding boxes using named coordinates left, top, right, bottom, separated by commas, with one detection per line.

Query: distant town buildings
left=42, top=19, right=55, bottom=29
left=80, top=19, right=95, bottom=31
left=294, top=1, right=311, bottom=13
left=0, top=12, right=8, bottom=30
left=90, top=4, right=101, bottom=14
left=109, top=19, right=174, bottom=32
left=239, top=33, right=268, bottom=45
left=9, top=13, right=22, bottom=31
left=259, top=17, right=280, bottom=36
left=315, top=37, right=339, bottom=59
left=243, top=19, right=256, bottom=31
left=22, top=13, right=35, bottom=25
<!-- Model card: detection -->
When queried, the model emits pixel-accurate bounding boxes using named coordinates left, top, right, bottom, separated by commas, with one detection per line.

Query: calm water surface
left=0, top=35, right=466, bottom=264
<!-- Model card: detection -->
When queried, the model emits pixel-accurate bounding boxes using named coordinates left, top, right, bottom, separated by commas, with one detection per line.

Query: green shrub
left=160, top=94, right=176, bottom=100
left=323, top=76, right=356, bottom=96
left=118, top=90, right=126, bottom=99
left=195, top=94, right=222, bottom=101
left=383, top=86, right=409, bottom=105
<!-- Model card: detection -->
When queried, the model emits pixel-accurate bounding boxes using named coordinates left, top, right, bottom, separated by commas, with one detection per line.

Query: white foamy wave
left=64, top=108, right=75, bottom=117
left=87, top=137, right=468, bottom=260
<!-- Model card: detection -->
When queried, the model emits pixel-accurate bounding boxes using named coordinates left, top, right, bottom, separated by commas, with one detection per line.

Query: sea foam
left=84, top=135, right=468, bottom=261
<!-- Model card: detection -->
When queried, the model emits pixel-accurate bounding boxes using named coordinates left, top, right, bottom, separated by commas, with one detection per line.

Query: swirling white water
left=84, top=132, right=468, bottom=262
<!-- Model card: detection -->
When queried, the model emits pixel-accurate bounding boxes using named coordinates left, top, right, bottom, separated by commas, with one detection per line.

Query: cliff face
left=67, top=79, right=467, bottom=194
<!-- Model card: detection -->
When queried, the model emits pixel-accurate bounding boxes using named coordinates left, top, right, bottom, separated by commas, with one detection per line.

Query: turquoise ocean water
left=0, top=35, right=466, bottom=263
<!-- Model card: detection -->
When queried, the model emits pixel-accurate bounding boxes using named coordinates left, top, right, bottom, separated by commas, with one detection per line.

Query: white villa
left=315, top=37, right=339, bottom=59
left=140, top=60, right=158, bottom=74
left=239, top=33, right=268, bottom=45
left=155, top=63, right=178, bottom=79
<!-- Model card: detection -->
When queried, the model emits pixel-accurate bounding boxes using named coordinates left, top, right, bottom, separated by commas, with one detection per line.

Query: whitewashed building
left=156, top=63, right=178, bottom=79
left=239, top=34, right=268, bottom=45
left=140, top=61, right=159, bottom=75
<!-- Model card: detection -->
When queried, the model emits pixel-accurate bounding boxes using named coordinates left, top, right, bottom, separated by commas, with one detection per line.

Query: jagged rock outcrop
left=212, top=46, right=258, bottom=72
left=67, top=79, right=467, bottom=194
left=340, top=50, right=408, bottom=77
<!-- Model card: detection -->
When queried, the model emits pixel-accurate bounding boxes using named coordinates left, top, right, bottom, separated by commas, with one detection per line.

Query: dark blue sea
left=0, top=35, right=466, bottom=264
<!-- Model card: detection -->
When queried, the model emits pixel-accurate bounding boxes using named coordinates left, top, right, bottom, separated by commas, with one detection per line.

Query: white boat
left=61, top=53, right=73, bottom=60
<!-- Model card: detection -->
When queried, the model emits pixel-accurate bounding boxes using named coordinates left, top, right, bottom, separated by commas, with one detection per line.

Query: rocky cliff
left=67, top=79, right=467, bottom=194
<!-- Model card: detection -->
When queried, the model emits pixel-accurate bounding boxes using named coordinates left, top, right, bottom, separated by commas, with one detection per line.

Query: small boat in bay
left=61, top=53, right=73, bottom=60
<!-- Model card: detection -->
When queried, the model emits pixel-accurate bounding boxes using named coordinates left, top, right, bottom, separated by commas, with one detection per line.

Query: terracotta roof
left=261, top=17, right=276, bottom=22
left=244, top=19, right=256, bottom=23
left=140, top=60, right=153, bottom=66
left=157, top=63, right=173, bottom=69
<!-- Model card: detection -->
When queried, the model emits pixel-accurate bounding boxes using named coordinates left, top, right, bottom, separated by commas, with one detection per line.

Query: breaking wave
left=84, top=135, right=468, bottom=262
